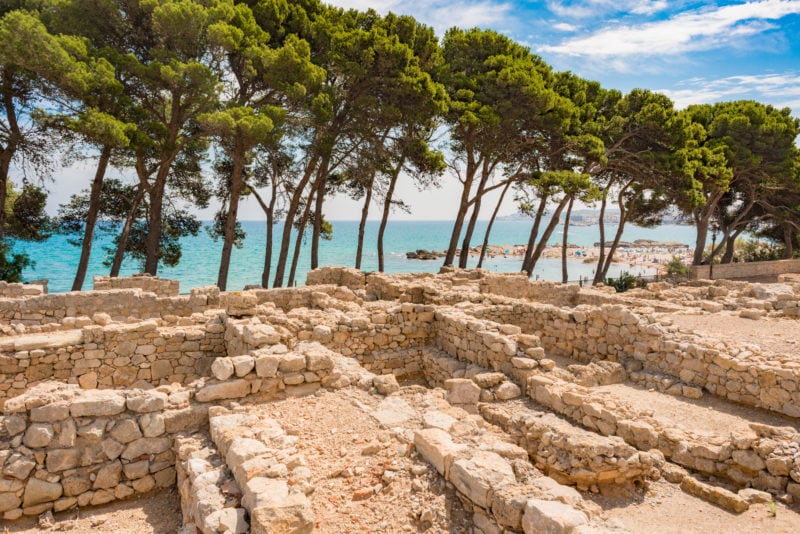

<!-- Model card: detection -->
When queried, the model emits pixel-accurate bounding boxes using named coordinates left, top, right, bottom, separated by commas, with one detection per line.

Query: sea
left=14, top=219, right=698, bottom=293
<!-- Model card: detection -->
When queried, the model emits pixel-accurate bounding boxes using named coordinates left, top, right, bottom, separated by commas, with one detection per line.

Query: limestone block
left=731, top=449, right=766, bottom=472
left=110, top=419, right=143, bottom=444
left=230, top=355, right=255, bottom=377
left=255, top=354, right=280, bottom=378
left=30, top=403, right=70, bottom=423
left=121, top=437, right=171, bottom=460
left=243, top=323, right=280, bottom=345
left=250, top=493, right=314, bottom=534
left=164, top=405, right=209, bottom=433
left=0, top=492, right=21, bottom=513
left=195, top=380, right=250, bottom=402
left=473, top=372, right=506, bottom=388
left=305, top=348, right=333, bottom=372
left=511, top=357, right=538, bottom=370
left=444, top=379, right=481, bottom=405
left=491, top=486, right=529, bottom=529
left=70, top=391, right=126, bottom=417
left=23, top=479, right=62, bottom=507
left=102, top=439, right=125, bottom=461
left=449, top=451, right=516, bottom=509
left=522, top=498, right=588, bottom=534
left=123, top=460, right=150, bottom=480
left=413, top=428, right=467, bottom=478
left=94, top=461, right=123, bottom=489
left=45, top=449, right=79, bottom=472
left=495, top=381, right=522, bottom=400
left=373, top=374, right=400, bottom=395
left=278, top=353, right=306, bottom=373
left=680, top=476, right=749, bottom=513
left=4, top=454, right=36, bottom=479
left=150, top=360, right=173, bottom=380
left=126, top=391, right=168, bottom=413
left=139, top=413, right=166, bottom=438
left=23, top=423, right=54, bottom=448
left=211, top=358, right=235, bottom=381
left=3, top=414, right=26, bottom=436
left=61, top=475, right=91, bottom=497
left=422, top=411, right=458, bottom=432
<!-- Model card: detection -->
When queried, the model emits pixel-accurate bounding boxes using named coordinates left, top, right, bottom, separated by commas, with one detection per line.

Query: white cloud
left=552, top=22, right=579, bottom=31
left=657, top=72, right=800, bottom=115
left=541, top=0, right=800, bottom=58
left=324, top=0, right=514, bottom=36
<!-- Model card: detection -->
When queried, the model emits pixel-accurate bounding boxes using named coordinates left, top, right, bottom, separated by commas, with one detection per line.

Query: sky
left=44, top=0, right=800, bottom=221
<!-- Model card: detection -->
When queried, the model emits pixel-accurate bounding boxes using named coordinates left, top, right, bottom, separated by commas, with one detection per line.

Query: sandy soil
left=664, top=312, right=800, bottom=355
left=4, top=488, right=181, bottom=534
left=598, top=382, right=797, bottom=436
left=595, top=479, right=800, bottom=534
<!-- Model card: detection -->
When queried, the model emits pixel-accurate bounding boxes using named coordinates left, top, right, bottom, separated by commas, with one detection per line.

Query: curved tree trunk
left=0, top=71, right=22, bottom=240
left=477, top=179, right=511, bottom=269
left=217, top=149, right=245, bottom=291
left=355, top=175, right=374, bottom=270
left=443, top=158, right=478, bottom=266
left=526, top=196, right=569, bottom=276
left=458, top=162, right=491, bottom=268
left=289, top=172, right=326, bottom=286
left=561, top=196, right=575, bottom=283
left=310, top=175, right=326, bottom=270
left=110, top=186, right=145, bottom=277
left=592, top=188, right=609, bottom=284
left=72, top=145, right=112, bottom=291
left=246, top=182, right=274, bottom=288
left=521, top=198, right=549, bottom=274
left=273, top=152, right=321, bottom=287
left=377, top=156, right=405, bottom=272
left=599, top=186, right=636, bottom=280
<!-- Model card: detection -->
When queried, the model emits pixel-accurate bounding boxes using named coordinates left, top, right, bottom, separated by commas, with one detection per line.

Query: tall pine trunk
left=458, top=163, right=491, bottom=268
left=355, top=176, right=374, bottom=269
left=72, top=145, right=112, bottom=291
left=377, top=156, right=405, bottom=272
left=521, top=198, right=549, bottom=274
left=561, top=196, right=575, bottom=283
left=593, top=189, right=609, bottom=284
left=477, top=179, right=511, bottom=269
left=525, top=197, right=569, bottom=276
left=217, top=149, right=245, bottom=291
left=110, top=186, right=144, bottom=277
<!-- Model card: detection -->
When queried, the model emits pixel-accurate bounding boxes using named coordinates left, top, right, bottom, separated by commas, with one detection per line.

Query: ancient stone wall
left=0, top=312, right=226, bottom=408
left=92, top=275, right=180, bottom=297
left=468, top=302, right=800, bottom=418
left=0, top=281, right=45, bottom=298
left=690, top=258, right=800, bottom=281
left=0, top=285, right=220, bottom=334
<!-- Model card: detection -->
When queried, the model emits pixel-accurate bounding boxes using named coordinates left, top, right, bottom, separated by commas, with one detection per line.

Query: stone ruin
left=0, top=267, right=799, bottom=532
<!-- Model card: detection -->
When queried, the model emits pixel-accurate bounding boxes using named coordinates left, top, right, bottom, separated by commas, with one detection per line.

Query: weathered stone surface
left=70, top=391, right=126, bottom=417
left=494, top=381, right=521, bottom=400
left=164, top=405, right=209, bottom=433
left=211, top=358, right=235, bottom=381
left=110, top=419, right=142, bottom=444
left=4, top=414, right=26, bottom=436
left=473, top=372, right=506, bottom=388
left=449, top=451, right=516, bottom=508
left=0, top=492, right=21, bottom=513
left=444, top=379, right=481, bottom=405
left=278, top=352, right=306, bottom=373
left=23, top=424, right=54, bottom=448
left=195, top=380, right=250, bottom=402
left=121, top=437, right=171, bottom=460
left=139, top=413, right=166, bottom=438
left=414, top=428, right=468, bottom=478
left=373, top=374, right=400, bottom=395
left=680, top=477, right=749, bottom=513
left=255, top=354, right=280, bottom=378
left=45, top=449, right=79, bottom=472
left=4, top=454, right=36, bottom=480
left=522, top=498, right=588, bottom=534
left=94, top=461, right=123, bottom=489
left=126, top=391, right=168, bottom=413
left=250, top=494, right=314, bottom=534
left=422, top=410, right=457, bottom=432
left=372, top=396, right=416, bottom=427
left=23, top=479, right=62, bottom=507
left=230, top=355, right=255, bottom=377
left=30, top=404, right=70, bottom=423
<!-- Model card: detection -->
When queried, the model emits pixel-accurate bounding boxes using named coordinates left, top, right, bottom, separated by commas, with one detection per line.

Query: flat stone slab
left=372, top=396, right=416, bottom=426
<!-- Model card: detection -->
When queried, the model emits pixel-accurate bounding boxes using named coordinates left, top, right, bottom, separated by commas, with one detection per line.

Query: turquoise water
left=14, top=219, right=697, bottom=293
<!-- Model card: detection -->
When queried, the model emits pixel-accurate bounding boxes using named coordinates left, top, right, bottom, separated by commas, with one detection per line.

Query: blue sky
left=327, top=0, right=800, bottom=114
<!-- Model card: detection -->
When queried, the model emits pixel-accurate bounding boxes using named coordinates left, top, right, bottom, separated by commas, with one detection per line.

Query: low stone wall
left=690, top=258, right=800, bottom=281
left=0, top=340, right=340, bottom=521
left=470, top=301, right=800, bottom=418
left=92, top=275, right=180, bottom=297
left=0, top=312, right=226, bottom=408
left=0, top=285, right=220, bottom=333
left=0, top=281, right=45, bottom=298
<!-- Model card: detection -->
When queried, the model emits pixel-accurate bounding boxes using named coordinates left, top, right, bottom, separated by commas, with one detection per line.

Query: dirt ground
left=664, top=312, right=800, bottom=355
left=4, top=488, right=181, bottom=534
